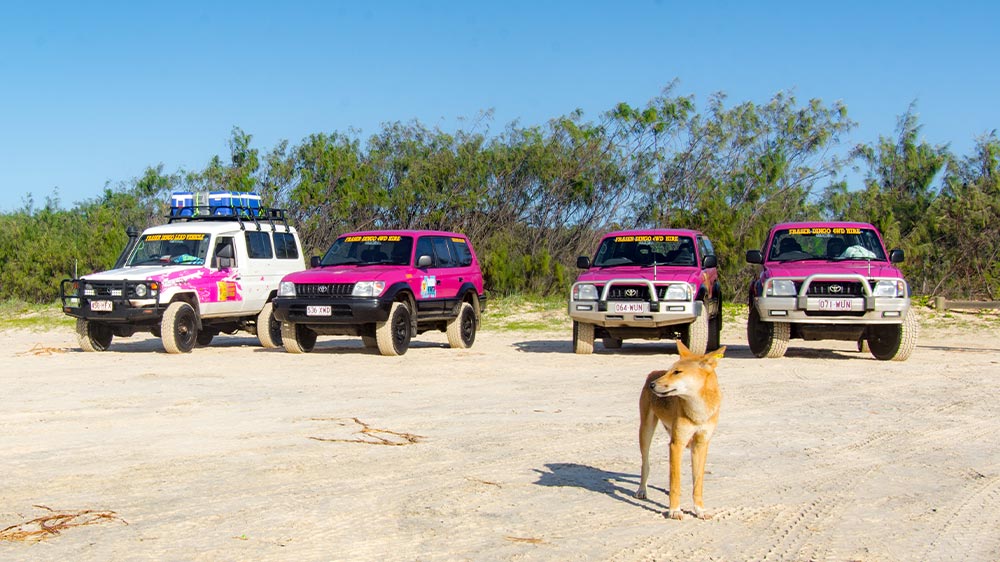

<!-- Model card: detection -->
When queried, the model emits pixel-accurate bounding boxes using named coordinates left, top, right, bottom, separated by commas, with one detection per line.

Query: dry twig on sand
left=308, top=417, right=423, bottom=446
left=505, top=536, right=544, bottom=544
left=15, top=344, right=69, bottom=356
left=0, top=505, right=127, bottom=543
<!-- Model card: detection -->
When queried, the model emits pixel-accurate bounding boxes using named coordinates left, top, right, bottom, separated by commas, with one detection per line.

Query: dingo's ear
left=676, top=339, right=693, bottom=358
left=701, top=346, right=726, bottom=368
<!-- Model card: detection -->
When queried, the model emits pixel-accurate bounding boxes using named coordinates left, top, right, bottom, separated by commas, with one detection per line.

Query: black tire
left=257, top=302, right=283, bottom=348
left=281, top=322, right=316, bottom=354
left=747, top=303, right=789, bottom=358
left=76, top=319, right=113, bottom=352
left=707, top=305, right=723, bottom=351
left=376, top=301, right=412, bottom=356
left=196, top=330, right=215, bottom=347
left=572, top=321, right=594, bottom=355
left=446, top=302, right=477, bottom=349
left=602, top=336, right=623, bottom=349
left=162, top=301, right=198, bottom=354
left=682, top=302, right=710, bottom=355
left=868, top=310, right=918, bottom=361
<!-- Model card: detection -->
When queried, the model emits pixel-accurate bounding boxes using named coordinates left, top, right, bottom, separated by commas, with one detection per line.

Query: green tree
left=618, top=90, right=854, bottom=297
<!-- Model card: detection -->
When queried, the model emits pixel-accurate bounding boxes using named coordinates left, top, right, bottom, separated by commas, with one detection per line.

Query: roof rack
left=167, top=206, right=292, bottom=232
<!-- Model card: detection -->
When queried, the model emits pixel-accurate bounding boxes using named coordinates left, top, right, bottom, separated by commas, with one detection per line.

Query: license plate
left=306, top=305, right=332, bottom=316
left=809, top=298, right=861, bottom=311
left=90, top=300, right=113, bottom=312
left=612, top=302, right=648, bottom=313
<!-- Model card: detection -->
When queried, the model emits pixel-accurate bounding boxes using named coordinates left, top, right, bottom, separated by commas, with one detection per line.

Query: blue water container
left=240, top=193, right=262, bottom=216
left=209, top=191, right=236, bottom=215
left=170, top=191, right=194, bottom=216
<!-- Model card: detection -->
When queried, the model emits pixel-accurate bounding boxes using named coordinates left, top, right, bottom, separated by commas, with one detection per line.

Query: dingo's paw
left=694, top=507, right=712, bottom=520
left=635, top=488, right=647, bottom=500
left=666, top=509, right=685, bottom=520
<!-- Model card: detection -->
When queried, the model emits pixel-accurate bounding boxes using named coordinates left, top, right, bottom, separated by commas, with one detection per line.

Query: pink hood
left=576, top=265, right=703, bottom=285
left=763, top=260, right=904, bottom=280
left=282, top=265, right=405, bottom=284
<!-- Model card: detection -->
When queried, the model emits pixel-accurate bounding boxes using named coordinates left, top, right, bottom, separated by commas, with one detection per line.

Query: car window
left=320, top=235, right=413, bottom=266
left=125, top=233, right=210, bottom=266
left=767, top=227, right=887, bottom=262
left=245, top=231, right=273, bottom=259
left=273, top=232, right=299, bottom=260
left=592, top=235, right=696, bottom=267
left=698, top=236, right=715, bottom=263
left=450, top=237, right=473, bottom=267
left=431, top=237, right=455, bottom=267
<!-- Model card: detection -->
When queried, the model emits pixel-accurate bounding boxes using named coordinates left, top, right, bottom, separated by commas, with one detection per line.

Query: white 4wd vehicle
left=60, top=197, right=305, bottom=353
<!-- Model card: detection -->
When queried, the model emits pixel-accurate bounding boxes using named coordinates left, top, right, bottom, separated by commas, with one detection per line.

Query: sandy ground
left=1, top=313, right=999, bottom=561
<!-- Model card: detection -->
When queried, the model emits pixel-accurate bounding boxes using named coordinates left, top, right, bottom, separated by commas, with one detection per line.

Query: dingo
left=635, top=340, right=725, bottom=520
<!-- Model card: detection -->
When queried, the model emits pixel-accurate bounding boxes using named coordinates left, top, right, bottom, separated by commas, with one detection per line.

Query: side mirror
left=746, top=250, right=763, bottom=264
left=576, top=256, right=591, bottom=269
left=417, top=255, right=433, bottom=268
left=214, top=244, right=235, bottom=269
left=310, top=256, right=322, bottom=268
left=702, top=255, right=718, bottom=269
left=889, top=249, right=905, bottom=263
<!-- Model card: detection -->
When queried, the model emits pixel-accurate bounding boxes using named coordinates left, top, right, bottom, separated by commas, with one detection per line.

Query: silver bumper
left=568, top=278, right=700, bottom=328
left=755, top=273, right=910, bottom=324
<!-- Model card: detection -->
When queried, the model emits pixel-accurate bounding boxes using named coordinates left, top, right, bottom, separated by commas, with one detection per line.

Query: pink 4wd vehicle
left=745, top=221, right=917, bottom=361
left=568, top=229, right=723, bottom=355
left=271, top=230, right=487, bottom=356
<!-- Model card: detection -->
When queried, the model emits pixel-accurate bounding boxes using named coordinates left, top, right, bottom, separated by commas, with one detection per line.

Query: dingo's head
left=648, top=340, right=726, bottom=399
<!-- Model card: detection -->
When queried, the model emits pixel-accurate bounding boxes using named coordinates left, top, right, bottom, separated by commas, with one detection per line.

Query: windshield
left=126, top=233, right=210, bottom=266
left=320, top=235, right=413, bottom=266
left=592, top=235, right=697, bottom=267
left=767, top=227, right=887, bottom=262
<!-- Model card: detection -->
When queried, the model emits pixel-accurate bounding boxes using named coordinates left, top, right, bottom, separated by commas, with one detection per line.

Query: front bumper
left=569, top=300, right=700, bottom=328
left=754, top=273, right=910, bottom=325
left=568, top=278, right=700, bottom=328
left=60, top=279, right=165, bottom=323
left=271, top=296, right=392, bottom=325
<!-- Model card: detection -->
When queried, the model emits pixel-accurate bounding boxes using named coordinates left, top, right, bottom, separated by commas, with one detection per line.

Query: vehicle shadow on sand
left=532, top=462, right=667, bottom=514
left=512, top=340, right=858, bottom=360
left=90, top=335, right=453, bottom=355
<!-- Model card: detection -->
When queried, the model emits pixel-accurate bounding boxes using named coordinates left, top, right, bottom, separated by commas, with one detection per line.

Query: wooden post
left=935, top=296, right=947, bottom=311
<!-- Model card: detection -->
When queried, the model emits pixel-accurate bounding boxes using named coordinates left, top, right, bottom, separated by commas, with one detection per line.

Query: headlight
left=767, top=279, right=797, bottom=297
left=134, top=284, right=148, bottom=297
left=572, top=284, right=599, bottom=301
left=352, top=281, right=386, bottom=297
left=84, top=283, right=95, bottom=296
left=663, top=284, right=691, bottom=301
left=873, top=279, right=905, bottom=297
left=278, top=281, right=297, bottom=297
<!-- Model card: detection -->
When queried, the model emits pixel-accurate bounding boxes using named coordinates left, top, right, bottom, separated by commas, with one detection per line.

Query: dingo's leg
left=667, top=439, right=685, bottom=519
left=691, top=433, right=711, bottom=519
left=635, top=407, right=657, bottom=500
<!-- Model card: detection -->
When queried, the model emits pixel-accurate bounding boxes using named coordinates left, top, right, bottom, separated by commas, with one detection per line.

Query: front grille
left=606, top=285, right=651, bottom=300
left=803, top=281, right=865, bottom=296
left=296, top=283, right=354, bottom=298
left=83, top=282, right=142, bottom=299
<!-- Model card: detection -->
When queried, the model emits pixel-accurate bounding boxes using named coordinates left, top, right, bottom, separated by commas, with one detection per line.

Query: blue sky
left=1, top=1, right=998, bottom=211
